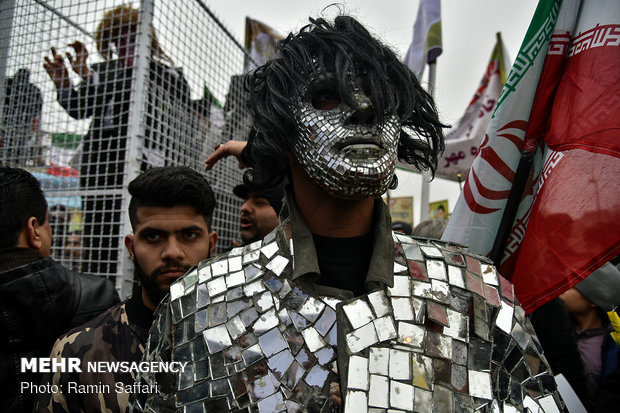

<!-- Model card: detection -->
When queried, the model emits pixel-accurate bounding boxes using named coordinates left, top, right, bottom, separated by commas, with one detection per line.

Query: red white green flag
left=442, top=0, right=620, bottom=313
left=435, top=33, right=510, bottom=181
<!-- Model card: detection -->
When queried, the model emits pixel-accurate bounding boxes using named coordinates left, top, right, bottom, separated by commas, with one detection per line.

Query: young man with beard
left=35, top=166, right=217, bottom=413
left=136, top=16, right=564, bottom=412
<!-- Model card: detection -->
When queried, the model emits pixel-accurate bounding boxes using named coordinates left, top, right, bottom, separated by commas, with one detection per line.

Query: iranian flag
left=442, top=0, right=620, bottom=313
left=404, top=0, right=442, bottom=79
left=435, top=33, right=510, bottom=182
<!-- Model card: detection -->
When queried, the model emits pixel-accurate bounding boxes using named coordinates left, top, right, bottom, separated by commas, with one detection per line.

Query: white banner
left=435, top=33, right=509, bottom=182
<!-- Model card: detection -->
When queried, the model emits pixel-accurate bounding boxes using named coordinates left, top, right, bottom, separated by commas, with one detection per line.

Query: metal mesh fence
left=1, top=0, right=252, bottom=297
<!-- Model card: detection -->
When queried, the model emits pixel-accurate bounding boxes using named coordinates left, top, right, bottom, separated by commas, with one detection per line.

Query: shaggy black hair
left=127, top=166, right=216, bottom=230
left=244, top=15, right=446, bottom=188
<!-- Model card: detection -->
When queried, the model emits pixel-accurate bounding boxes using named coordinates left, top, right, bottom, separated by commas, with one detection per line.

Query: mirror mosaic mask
left=292, top=71, right=400, bottom=199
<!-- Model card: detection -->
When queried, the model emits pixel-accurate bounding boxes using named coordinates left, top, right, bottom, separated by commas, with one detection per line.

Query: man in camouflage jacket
left=35, top=166, right=218, bottom=413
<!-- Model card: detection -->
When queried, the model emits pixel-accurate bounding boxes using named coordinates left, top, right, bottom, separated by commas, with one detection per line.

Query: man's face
left=116, top=28, right=136, bottom=67
left=292, top=72, right=400, bottom=199
left=239, top=191, right=280, bottom=244
left=124, top=205, right=217, bottom=309
left=64, top=234, right=82, bottom=261
left=559, top=288, right=594, bottom=315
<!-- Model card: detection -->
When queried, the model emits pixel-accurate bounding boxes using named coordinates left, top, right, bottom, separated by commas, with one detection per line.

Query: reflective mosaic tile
left=408, top=259, right=428, bottom=281
left=136, top=225, right=565, bottom=413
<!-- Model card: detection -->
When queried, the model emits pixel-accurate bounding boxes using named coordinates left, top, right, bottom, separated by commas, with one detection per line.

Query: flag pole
left=427, top=60, right=437, bottom=97
left=420, top=61, right=436, bottom=222
left=488, top=150, right=534, bottom=269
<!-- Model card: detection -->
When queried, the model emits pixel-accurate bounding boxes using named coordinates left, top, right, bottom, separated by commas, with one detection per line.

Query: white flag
left=404, top=0, right=442, bottom=79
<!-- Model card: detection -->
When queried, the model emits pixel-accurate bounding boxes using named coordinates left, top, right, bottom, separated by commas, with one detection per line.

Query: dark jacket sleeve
left=69, top=273, right=120, bottom=329
left=595, top=364, right=620, bottom=412
left=57, top=61, right=113, bottom=120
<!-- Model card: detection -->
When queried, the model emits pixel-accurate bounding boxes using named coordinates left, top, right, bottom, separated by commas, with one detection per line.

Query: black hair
left=127, top=166, right=216, bottom=230
left=0, top=167, right=48, bottom=248
left=244, top=15, right=446, bottom=188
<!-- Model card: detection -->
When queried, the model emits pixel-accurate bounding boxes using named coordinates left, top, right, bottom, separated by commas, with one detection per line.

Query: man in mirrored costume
left=136, top=15, right=565, bottom=412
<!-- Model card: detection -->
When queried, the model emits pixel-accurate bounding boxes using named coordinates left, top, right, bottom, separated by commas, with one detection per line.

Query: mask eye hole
left=307, top=77, right=341, bottom=110
left=311, top=87, right=340, bottom=110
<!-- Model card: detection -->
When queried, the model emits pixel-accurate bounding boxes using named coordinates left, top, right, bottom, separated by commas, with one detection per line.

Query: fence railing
left=1, top=0, right=253, bottom=297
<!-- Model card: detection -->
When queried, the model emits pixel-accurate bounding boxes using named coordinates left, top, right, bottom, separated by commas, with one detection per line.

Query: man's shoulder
left=51, top=300, right=145, bottom=371
left=74, top=270, right=120, bottom=309
left=391, top=232, right=505, bottom=286
left=393, top=232, right=492, bottom=262
left=168, top=236, right=284, bottom=303
left=25, top=258, right=120, bottom=327
left=0, top=256, right=77, bottom=291
left=394, top=232, right=462, bottom=247
left=54, top=302, right=129, bottom=353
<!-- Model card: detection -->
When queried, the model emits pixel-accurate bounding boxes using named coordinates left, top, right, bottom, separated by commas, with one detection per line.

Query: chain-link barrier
left=1, top=0, right=253, bottom=297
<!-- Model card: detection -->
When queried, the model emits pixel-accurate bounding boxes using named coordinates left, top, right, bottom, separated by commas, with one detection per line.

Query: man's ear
left=209, top=231, right=218, bottom=258
left=124, top=234, right=135, bottom=262
left=25, top=216, right=43, bottom=250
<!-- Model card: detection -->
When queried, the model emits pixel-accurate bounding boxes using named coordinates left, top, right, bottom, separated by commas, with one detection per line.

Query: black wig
left=244, top=15, right=446, bottom=188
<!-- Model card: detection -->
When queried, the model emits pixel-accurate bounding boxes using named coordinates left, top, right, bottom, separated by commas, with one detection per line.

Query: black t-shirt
left=313, top=231, right=373, bottom=297
left=125, top=286, right=155, bottom=345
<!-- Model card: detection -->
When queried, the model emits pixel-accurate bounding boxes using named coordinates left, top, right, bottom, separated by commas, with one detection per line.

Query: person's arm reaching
left=204, top=140, right=248, bottom=170
left=43, top=42, right=100, bottom=119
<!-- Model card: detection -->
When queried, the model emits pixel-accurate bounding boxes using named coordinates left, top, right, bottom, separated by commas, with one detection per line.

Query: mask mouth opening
left=333, top=135, right=382, bottom=151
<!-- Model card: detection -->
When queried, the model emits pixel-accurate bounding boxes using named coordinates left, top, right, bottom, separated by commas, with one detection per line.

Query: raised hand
left=43, top=46, right=71, bottom=89
left=66, top=41, right=92, bottom=80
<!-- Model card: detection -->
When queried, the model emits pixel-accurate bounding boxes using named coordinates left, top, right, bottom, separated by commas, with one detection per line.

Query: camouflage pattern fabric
left=35, top=302, right=146, bottom=413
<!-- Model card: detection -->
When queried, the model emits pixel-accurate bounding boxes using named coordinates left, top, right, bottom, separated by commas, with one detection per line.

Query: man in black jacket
left=2, top=68, right=43, bottom=164
left=43, top=5, right=191, bottom=276
left=0, top=167, right=119, bottom=413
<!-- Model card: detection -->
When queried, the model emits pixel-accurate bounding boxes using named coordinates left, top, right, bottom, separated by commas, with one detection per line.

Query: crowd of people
left=1, top=5, right=619, bottom=413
